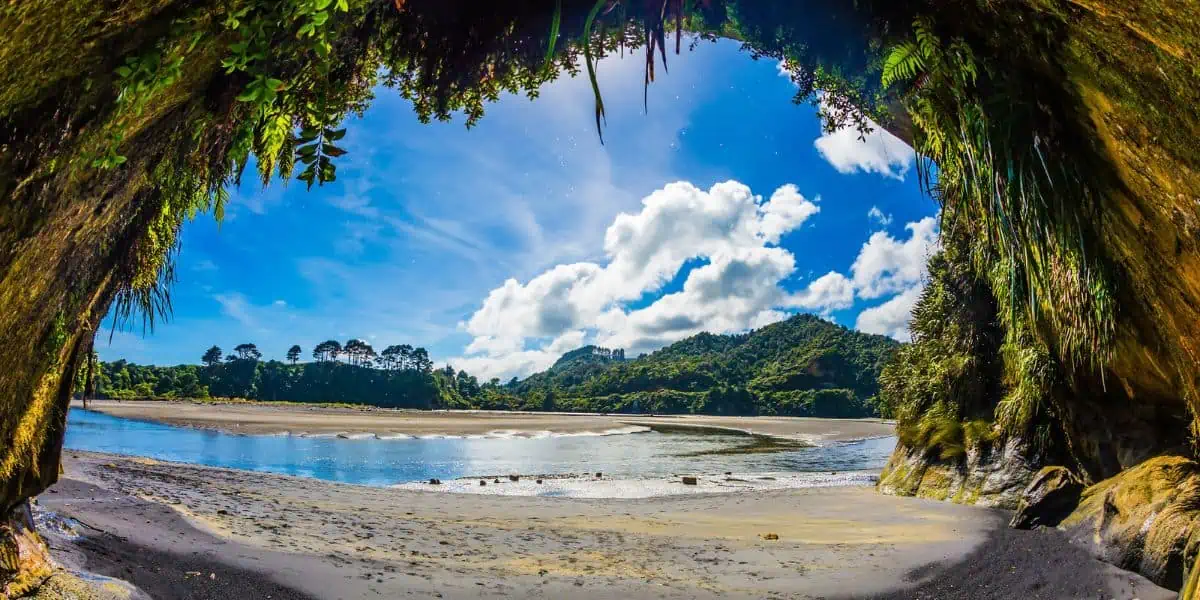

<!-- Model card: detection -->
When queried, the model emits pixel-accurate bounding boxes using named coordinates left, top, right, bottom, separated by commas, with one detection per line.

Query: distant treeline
left=91, top=315, right=901, bottom=417
left=92, top=340, right=493, bottom=410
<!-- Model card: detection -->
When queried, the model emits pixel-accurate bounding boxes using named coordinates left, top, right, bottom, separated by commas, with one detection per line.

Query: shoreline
left=74, top=399, right=897, bottom=442
left=38, top=451, right=1175, bottom=600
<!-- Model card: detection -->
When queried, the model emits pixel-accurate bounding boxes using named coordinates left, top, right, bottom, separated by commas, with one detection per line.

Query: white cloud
left=855, top=284, right=924, bottom=342
left=844, top=216, right=939, bottom=341
left=453, top=179, right=943, bottom=379
left=598, top=246, right=798, bottom=355
left=850, top=216, right=939, bottom=299
left=867, top=206, right=893, bottom=227
left=463, top=262, right=603, bottom=342
left=456, top=181, right=823, bottom=379
left=785, top=271, right=855, bottom=311
left=773, top=70, right=915, bottom=181
left=813, top=99, right=915, bottom=180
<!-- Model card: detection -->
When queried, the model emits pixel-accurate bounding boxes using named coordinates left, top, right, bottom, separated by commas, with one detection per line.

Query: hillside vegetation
left=90, top=314, right=899, bottom=418
left=512, top=314, right=899, bottom=416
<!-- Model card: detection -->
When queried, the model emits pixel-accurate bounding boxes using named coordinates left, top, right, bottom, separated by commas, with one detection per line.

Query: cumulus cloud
left=839, top=216, right=939, bottom=341
left=850, top=216, right=939, bottom=299
left=454, top=180, right=939, bottom=378
left=815, top=126, right=915, bottom=180
left=785, top=272, right=855, bottom=311
left=813, top=97, right=915, bottom=181
left=855, top=285, right=924, bottom=342
left=774, top=65, right=915, bottom=181
left=456, top=181, right=824, bottom=379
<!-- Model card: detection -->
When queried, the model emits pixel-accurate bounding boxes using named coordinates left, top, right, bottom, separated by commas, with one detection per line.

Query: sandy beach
left=38, top=451, right=1172, bottom=600
left=77, top=399, right=896, bottom=441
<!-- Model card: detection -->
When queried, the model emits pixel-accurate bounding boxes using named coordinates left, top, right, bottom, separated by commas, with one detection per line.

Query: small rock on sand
left=509, top=475, right=520, bottom=482
left=682, top=476, right=698, bottom=485
left=479, top=480, right=487, bottom=486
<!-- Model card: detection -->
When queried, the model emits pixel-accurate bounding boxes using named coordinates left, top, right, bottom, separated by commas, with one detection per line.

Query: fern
left=881, top=41, right=925, bottom=88
left=913, top=17, right=940, bottom=60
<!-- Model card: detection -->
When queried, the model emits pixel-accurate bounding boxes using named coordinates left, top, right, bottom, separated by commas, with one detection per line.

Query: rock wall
left=878, top=2, right=1200, bottom=592
left=878, top=438, right=1037, bottom=509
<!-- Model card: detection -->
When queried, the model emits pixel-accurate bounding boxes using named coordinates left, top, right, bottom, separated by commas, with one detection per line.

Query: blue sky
left=101, top=38, right=939, bottom=379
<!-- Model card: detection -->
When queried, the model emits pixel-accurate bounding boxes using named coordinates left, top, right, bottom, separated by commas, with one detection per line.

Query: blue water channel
left=64, top=408, right=896, bottom=487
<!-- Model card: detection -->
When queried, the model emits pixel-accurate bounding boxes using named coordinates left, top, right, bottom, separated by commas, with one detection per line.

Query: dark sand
left=40, top=479, right=315, bottom=600
left=35, top=452, right=1173, bottom=599
left=863, top=525, right=1167, bottom=600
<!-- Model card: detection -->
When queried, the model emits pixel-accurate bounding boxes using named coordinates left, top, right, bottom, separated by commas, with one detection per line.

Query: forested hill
left=511, top=314, right=900, bottom=417
left=89, top=315, right=899, bottom=417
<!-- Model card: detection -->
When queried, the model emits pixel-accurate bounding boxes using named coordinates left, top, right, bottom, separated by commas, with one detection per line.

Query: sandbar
left=76, top=399, right=896, bottom=441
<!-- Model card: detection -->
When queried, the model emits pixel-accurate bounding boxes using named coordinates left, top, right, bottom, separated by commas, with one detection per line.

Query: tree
left=313, top=340, right=341, bottom=362
left=412, top=347, right=433, bottom=374
left=287, top=345, right=302, bottom=364
left=344, top=339, right=370, bottom=366
left=202, top=346, right=223, bottom=367
left=233, top=343, right=262, bottom=361
left=380, top=345, right=401, bottom=370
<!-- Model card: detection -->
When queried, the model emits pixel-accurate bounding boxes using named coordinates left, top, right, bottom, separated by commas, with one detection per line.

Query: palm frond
left=582, top=0, right=607, bottom=143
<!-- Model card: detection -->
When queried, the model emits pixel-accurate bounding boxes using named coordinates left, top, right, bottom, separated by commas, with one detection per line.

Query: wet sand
left=40, top=451, right=1173, bottom=600
left=77, top=399, right=896, bottom=441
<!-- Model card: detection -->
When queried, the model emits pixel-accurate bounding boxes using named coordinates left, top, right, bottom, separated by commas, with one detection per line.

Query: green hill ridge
left=510, top=314, right=900, bottom=417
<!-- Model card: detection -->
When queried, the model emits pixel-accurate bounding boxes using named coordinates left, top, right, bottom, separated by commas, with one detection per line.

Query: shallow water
left=65, top=408, right=896, bottom=490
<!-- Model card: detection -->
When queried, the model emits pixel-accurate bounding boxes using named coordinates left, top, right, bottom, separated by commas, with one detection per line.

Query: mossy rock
left=878, top=438, right=1035, bottom=509
left=1010, top=466, right=1083, bottom=529
left=16, top=572, right=128, bottom=600
left=0, top=503, right=53, bottom=598
left=1062, top=455, right=1200, bottom=591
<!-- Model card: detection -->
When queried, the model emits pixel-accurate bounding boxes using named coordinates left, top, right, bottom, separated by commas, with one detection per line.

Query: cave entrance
left=3, top=0, right=1199, bottom=594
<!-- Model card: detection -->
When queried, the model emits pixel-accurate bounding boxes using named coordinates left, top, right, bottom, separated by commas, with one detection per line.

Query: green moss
left=1062, top=456, right=1200, bottom=589
left=42, top=313, right=68, bottom=366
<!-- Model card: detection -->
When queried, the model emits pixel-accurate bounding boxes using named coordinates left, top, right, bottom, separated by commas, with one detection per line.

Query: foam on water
left=289, top=425, right=651, bottom=441
left=395, top=470, right=881, bottom=499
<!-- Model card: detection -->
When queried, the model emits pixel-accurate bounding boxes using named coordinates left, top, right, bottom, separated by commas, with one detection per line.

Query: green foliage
left=98, top=315, right=896, bottom=417
left=881, top=231, right=1070, bottom=461
left=880, top=41, right=923, bottom=89
left=881, top=13, right=1116, bottom=374
left=98, top=340, right=446, bottom=408
left=5, top=0, right=908, bottom=341
left=514, top=314, right=900, bottom=417
left=201, top=346, right=223, bottom=367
